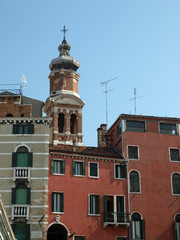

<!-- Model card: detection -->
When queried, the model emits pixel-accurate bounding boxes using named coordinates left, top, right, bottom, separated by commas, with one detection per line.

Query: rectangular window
left=128, top=146, right=139, bottom=160
left=11, top=224, right=30, bottom=240
left=13, top=124, right=34, bottom=134
left=12, top=152, right=33, bottom=167
left=104, top=195, right=125, bottom=223
left=51, top=159, right=65, bottom=174
left=126, top=120, right=145, bottom=132
left=74, top=236, right=86, bottom=240
left=89, top=162, right=99, bottom=178
left=72, top=161, right=85, bottom=176
left=89, top=194, right=100, bottom=215
left=52, top=192, right=64, bottom=213
left=170, top=149, right=180, bottom=162
left=160, top=123, right=177, bottom=135
left=114, top=164, right=126, bottom=179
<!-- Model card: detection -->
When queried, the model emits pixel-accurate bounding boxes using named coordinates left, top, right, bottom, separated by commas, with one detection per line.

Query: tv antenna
left=129, top=88, right=143, bottom=115
left=101, top=77, right=117, bottom=127
left=20, top=75, right=29, bottom=95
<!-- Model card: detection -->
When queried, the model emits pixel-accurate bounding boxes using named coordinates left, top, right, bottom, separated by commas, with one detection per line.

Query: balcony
left=103, top=212, right=129, bottom=228
left=12, top=205, right=29, bottom=220
left=13, top=168, right=30, bottom=181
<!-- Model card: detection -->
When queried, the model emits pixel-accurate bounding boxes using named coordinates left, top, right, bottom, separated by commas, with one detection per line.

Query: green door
left=17, top=153, right=28, bottom=167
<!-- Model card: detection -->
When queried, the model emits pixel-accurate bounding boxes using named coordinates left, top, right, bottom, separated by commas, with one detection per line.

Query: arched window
left=172, top=173, right=180, bottom=194
left=12, top=146, right=32, bottom=168
left=131, top=212, right=145, bottom=240
left=130, top=171, right=140, bottom=193
left=175, top=214, right=180, bottom=240
left=70, top=114, right=77, bottom=134
left=6, top=113, right=13, bottom=117
left=58, top=113, right=65, bottom=133
left=12, top=183, right=30, bottom=205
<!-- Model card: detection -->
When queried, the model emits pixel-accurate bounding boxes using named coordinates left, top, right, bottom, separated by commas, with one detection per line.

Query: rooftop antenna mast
left=129, top=88, right=143, bottom=115
left=101, top=77, right=117, bottom=128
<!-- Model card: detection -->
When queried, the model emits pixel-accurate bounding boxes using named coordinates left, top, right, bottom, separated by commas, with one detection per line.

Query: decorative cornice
left=0, top=117, right=52, bottom=125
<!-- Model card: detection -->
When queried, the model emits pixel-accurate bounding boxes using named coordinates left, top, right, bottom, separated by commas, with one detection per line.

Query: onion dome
left=49, top=29, right=79, bottom=72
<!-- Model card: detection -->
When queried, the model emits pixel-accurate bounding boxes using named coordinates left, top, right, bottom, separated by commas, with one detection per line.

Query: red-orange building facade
left=107, top=114, right=180, bottom=240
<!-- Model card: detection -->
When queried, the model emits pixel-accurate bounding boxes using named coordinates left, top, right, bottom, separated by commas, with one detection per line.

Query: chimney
left=97, top=124, right=107, bottom=147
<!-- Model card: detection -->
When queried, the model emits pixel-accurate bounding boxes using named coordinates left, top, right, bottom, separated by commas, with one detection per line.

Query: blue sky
left=0, top=1, right=180, bottom=146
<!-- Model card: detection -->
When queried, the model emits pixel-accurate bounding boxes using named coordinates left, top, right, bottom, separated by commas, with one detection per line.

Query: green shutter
left=13, top=124, right=18, bottom=134
left=120, top=196, right=124, bottom=213
left=51, top=160, right=55, bottom=174
left=16, top=188, right=27, bottom=204
left=17, top=153, right=28, bottom=167
left=12, top=188, right=15, bottom=204
left=62, top=160, right=65, bottom=174
left=89, top=195, right=92, bottom=214
left=72, top=161, right=75, bottom=175
left=122, top=165, right=126, bottom=178
left=83, top=162, right=85, bottom=176
left=52, top=193, right=55, bottom=212
left=28, top=153, right=33, bottom=167
left=26, top=224, right=30, bottom=240
left=12, top=153, right=17, bottom=167
left=27, top=187, right=31, bottom=204
left=61, top=193, right=64, bottom=212
left=29, top=124, right=34, bottom=134
left=83, top=237, right=86, bottom=240
left=97, top=195, right=100, bottom=214
left=104, top=195, right=107, bottom=212
left=140, top=219, right=145, bottom=240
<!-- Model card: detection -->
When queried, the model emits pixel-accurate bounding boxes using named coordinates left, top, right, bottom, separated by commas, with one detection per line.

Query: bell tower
left=44, top=26, right=85, bottom=145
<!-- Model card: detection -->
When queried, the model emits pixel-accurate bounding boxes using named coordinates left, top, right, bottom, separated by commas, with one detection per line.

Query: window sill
left=88, top=213, right=100, bottom=216
left=170, top=160, right=180, bottom=163
left=52, top=211, right=64, bottom=214
left=73, top=175, right=85, bottom=178
left=52, top=173, right=65, bottom=176
left=130, top=192, right=141, bottom=194
left=88, top=176, right=99, bottom=179
left=114, top=178, right=126, bottom=180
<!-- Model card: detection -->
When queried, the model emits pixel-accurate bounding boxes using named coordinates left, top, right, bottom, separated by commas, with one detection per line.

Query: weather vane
left=61, top=25, right=68, bottom=39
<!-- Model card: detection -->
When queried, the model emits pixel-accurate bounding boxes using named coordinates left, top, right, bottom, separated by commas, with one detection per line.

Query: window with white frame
left=128, top=146, right=139, bottom=160
left=160, top=123, right=177, bottom=135
left=130, top=171, right=140, bottom=193
left=89, top=162, right=99, bottom=178
left=131, top=212, right=145, bottom=240
left=114, top=164, right=126, bottom=179
left=72, top=161, right=85, bottom=176
left=175, top=214, right=180, bottom=240
left=52, top=192, right=64, bottom=213
left=51, top=159, right=65, bottom=174
left=89, top=194, right=100, bottom=215
left=172, top=173, right=180, bottom=195
left=170, top=149, right=180, bottom=162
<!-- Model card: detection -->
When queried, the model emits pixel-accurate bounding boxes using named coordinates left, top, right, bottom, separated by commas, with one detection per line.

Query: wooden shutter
left=27, top=187, right=31, bottom=204
left=12, top=153, right=17, bottom=167
left=29, top=124, right=34, bottom=134
left=140, top=219, right=145, bottom=240
left=52, top=193, right=55, bottom=212
left=72, top=161, right=75, bottom=175
left=13, top=124, right=18, bottom=134
left=51, top=160, right=55, bottom=174
left=12, top=188, right=16, bottom=204
left=28, top=153, right=33, bottom=167
left=82, top=162, right=85, bottom=176
left=89, top=195, right=92, bottom=214
left=97, top=195, right=100, bottom=214
left=122, top=165, right=126, bottom=178
left=26, top=224, right=30, bottom=240
left=62, top=160, right=65, bottom=174
left=104, top=195, right=108, bottom=222
left=61, top=193, right=64, bottom=212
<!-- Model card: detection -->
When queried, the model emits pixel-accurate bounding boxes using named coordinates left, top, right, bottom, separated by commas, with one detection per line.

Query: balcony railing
left=103, top=212, right=129, bottom=228
left=12, top=205, right=29, bottom=220
left=13, top=168, right=30, bottom=181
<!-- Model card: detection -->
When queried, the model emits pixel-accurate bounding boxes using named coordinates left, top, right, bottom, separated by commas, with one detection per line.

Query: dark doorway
left=47, top=224, right=68, bottom=240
